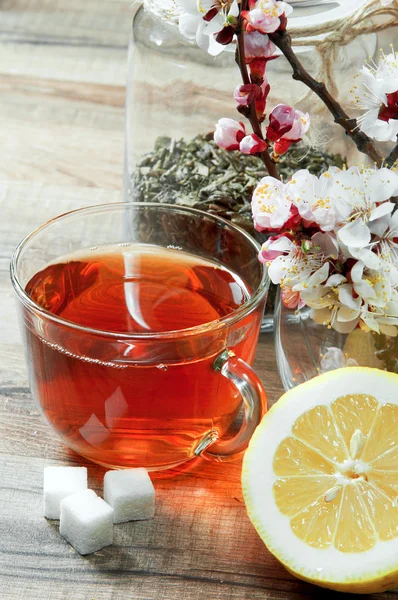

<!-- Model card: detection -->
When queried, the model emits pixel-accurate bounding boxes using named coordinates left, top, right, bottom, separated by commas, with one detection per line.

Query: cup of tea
left=11, top=203, right=269, bottom=470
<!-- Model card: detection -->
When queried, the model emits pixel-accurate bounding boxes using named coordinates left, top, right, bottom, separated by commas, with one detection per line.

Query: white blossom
left=268, top=245, right=328, bottom=288
left=287, top=167, right=341, bottom=232
left=320, top=348, right=358, bottom=373
left=307, top=261, right=397, bottom=335
left=332, top=166, right=398, bottom=251
left=352, top=50, right=398, bottom=142
left=177, top=0, right=238, bottom=56
left=242, top=0, right=293, bottom=34
left=281, top=110, right=310, bottom=142
left=243, top=30, right=276, bottom=60
left=369, top=210, right=398, bottom=285
left=252, top=162, right=398, bottom=337
left=214, top=118, right=245, bottom=150
left=251, top=177, right=292, bottom=231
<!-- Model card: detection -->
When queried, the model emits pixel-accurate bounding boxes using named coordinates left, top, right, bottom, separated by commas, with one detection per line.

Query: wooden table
left=1, top=2, right=397, bottom=599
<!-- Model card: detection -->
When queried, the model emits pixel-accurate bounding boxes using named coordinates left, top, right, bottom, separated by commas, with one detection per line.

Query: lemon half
left=242, top=367, right=398, bottom=594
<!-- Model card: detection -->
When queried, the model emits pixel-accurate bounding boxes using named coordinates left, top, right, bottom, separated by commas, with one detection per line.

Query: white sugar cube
left=43, top=466, right=87, bottom=519
left=59, top=489, right=113, bottom=555
left=104, top=468, right=155, bottom=524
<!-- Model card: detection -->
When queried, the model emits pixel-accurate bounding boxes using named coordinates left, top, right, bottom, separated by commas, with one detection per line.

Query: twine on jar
left=288, top=0, right=398, bottom=109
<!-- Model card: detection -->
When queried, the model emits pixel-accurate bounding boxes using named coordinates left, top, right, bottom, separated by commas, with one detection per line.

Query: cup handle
left=194, top=349, right=267, bottom=461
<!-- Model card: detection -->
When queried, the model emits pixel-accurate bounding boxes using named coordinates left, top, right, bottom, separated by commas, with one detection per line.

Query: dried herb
left=131, top=134, right=344, bottom=316
left=131, top=133, right=345, bottom=237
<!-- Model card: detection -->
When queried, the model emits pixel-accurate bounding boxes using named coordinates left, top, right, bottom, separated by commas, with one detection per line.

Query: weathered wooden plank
left=0, top=79, right=126, bottom=186
left=1, top=2, right=398, bottom=599
left=0, top=455, right=310, bottom=600
left=0, top=0, right=133, bottom=86
left=0, top=0, right=132, bottom=47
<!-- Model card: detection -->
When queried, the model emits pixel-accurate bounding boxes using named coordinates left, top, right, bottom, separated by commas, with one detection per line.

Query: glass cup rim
left=10, top=202, right=269, bottom=340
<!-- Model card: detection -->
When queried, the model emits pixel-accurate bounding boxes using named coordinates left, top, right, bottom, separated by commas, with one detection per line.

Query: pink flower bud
left=274, top=138, right=292, bottom=156
left=255, top=78, right=270, bottom=118
left=239, top=134, right=267, bottom=155
left=243, top=31, right=277, bottom=82
left=214, top=118, right=246, bottom=151
left=281, top=287, right=301, bottom=309
left=266, top=104, right=295, bottom=142
left=234, top=83, right=261, bottom=106
left=282, top=110, right=310, bottom=142
left=244, top=31, right=277, bottom=61
left=248, top=58, right=267, bottom=81
left=242, top=1, right=293, bottom=34
left=273, top=110, right=310, bottom=154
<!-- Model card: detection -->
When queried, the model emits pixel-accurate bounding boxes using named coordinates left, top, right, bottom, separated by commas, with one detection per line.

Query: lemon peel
left=242, top=367, right=398, bottom=594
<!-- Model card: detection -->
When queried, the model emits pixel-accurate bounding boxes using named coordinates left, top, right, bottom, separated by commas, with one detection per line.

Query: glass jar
left=124, top=1, right=378, bottom=331
left=125, top=1, right=377, bottom=196
left=124, top=1, right=238, bottom=201
left=274, top=289, right=398, bottom=391
left=125, top=0, right=375, bottom=217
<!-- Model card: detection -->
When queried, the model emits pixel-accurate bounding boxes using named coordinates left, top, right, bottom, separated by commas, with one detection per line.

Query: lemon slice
left=242, top=367, right=398, bottom=594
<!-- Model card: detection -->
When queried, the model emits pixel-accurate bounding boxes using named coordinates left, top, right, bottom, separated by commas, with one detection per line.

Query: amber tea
left=24, top=244, right=262, bottom=469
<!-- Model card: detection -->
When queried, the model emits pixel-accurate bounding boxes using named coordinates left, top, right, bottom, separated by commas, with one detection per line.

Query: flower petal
left=369, top=213, right=390, bottom=237
left=178, top=13, right=200, bottom=39
left=309, top=263, right=330, bottom=286
left=326, top=274, right=347, bottom=286
left=338, top=284, right=362, bottom=310
left=268, top=256, right=286, bottom=284
left=337, top=306, right=361, bottom=322
left=292, top=263, right=329, bottom=292
left=338, top=219, right=371, bottom=249
left=333, top=318, right=360, bottom=334
left=379, top=323, right=398, bottom=337
left=299, top=286, right=330, bottom=306
left=351, top=260, right=365, bottom=283
left=320, top=347, right=348, bottom=372
left=311, top=232, right=339, bottom=258
left=350, top=248, right=381, bottom=270
left=367, top=168, right=398, bottom=203
left=267, top=236, right=296, bottom=253
left=369, top=202, right=395, bottom=221
left=361, top=312, right=380, bottom=333
left=354, top=280, right=377, bottom=301
left=311, top=307, right=333, bottom=326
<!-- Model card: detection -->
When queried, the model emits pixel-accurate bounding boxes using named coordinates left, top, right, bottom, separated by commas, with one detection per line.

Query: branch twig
left=269, top=29, right=384, bottom=168
left=385, top=136, right=398, bottom=169
left=236, top=0, right=280, bottom=180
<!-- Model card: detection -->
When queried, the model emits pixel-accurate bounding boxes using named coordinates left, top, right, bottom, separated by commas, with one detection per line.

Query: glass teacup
left=11, top=203, right=268, bottom=470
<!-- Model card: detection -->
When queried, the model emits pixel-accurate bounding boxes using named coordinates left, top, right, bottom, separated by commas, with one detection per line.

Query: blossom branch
left=268, top=29, right=384, bottom=168
left=236, top=1, right=280, bottom=180
left=385, top=136, right=398, bottom=169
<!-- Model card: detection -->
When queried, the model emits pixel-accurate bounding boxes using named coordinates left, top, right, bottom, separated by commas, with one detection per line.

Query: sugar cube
left=104, top=468, right=155, bottom=524
left=59, top=489, right=114, bottom=555
left=43, top=466, right=87, bottom=519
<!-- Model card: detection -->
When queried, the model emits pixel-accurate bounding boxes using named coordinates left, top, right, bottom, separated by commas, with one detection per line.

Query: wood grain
left=1, top=2, right=398, bottom=599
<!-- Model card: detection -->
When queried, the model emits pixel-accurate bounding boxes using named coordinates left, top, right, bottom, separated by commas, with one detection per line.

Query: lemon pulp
left=273, top=393, right=398, bottom=553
